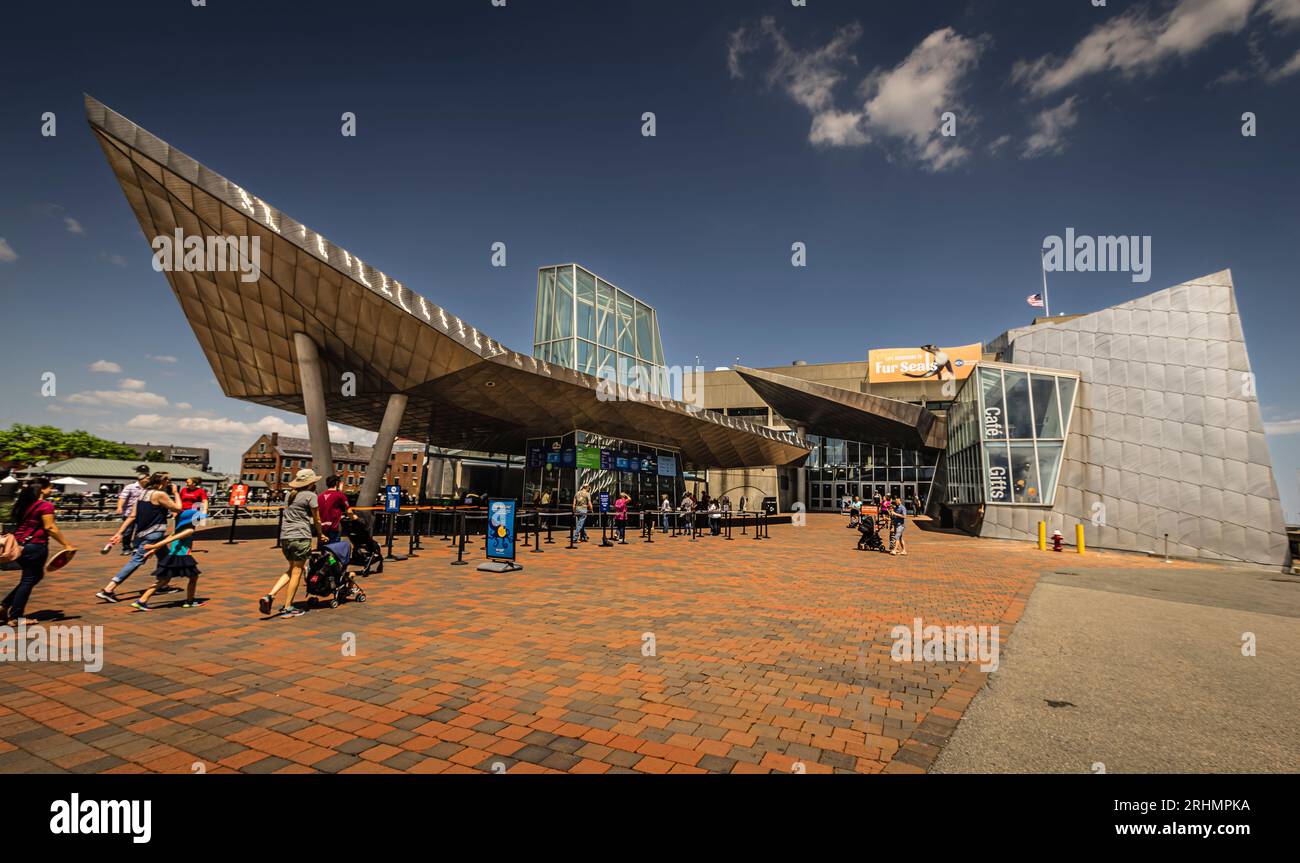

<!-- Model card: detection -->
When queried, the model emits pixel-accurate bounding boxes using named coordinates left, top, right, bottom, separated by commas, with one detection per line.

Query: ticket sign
left=486, top=498, right=517, bottom=561
left=228, top=483, right=249, bottom=507
left=385, top=485, right=402, bottom=513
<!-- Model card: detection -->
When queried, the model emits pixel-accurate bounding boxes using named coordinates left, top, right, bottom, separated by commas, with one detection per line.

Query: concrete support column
left=356, top=393, right=408, bottom=521
left=292, top=332, right=334, bottom=494
left=795, top=424, right=808, bottom=510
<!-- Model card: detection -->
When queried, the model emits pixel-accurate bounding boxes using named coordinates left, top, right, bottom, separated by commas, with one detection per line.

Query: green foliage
left=142, top=449, right=167, bottom=462
left=0, top=424, right=140, bottom=465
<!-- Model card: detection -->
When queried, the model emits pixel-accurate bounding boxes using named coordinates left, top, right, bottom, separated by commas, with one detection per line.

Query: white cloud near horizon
left=64, top=217, right=84, bottom=235
left=728, top=18, right=988, bottom=171
left=1012, top=0, right=1256, bottom=98
left=88, top=360, right=122, bottom=373
left=117, top=378, right=147, bottom=390
left=1264, top=417, right=1300, bottom=435
left=67, top=390, right=168, bottom=409
left=0, top=238, right=17, bottom=263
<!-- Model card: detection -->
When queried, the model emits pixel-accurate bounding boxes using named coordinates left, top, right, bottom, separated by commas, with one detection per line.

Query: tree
left=0, top=424, right=141, bottom=466
left=142, top=449, right=167, bottom=462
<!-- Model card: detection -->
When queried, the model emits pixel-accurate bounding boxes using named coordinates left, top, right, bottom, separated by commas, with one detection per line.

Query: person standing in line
left=3, top=478, right=74, bottom=625
left=659, top=493, right=672, bottom=532
left=317, top=475, right=350, bottom=543
left=258, top=469, right=328, bottom=618
left=98, top=473, right=180, bottom=602
left=179, top=476, right=208, bottom=517
left=848, top=495, right=861, bottom=528
left=889, top=496, right=909, bottom=556
left=708, top=499, right=722, bottom=535
left=613, top=491, right=629, bottom=543
left=130, top=508, right=204, bottom=611
left=573, top=483, right=591, bottom=543
left=112, top=466, right=149, bottom=555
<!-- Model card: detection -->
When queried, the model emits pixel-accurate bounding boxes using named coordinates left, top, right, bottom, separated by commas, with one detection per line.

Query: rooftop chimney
left=271, top=432, right=279, bottom=446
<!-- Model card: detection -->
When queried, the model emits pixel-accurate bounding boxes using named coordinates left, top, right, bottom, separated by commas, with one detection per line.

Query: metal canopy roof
left=85, top=95, right=808, bottom=470
left=733, top=365, right=947, bottom=451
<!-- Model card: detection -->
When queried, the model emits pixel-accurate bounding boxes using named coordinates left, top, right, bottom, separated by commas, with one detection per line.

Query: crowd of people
left=845, top=493, right=911, bottom=555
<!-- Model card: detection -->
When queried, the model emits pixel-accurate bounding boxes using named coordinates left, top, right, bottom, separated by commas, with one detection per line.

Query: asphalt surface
left=932, top=564, right=1300, bottom=773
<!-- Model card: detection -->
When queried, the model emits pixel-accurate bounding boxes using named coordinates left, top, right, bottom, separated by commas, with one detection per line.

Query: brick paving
left=0, top=513, right=1195, bottom=774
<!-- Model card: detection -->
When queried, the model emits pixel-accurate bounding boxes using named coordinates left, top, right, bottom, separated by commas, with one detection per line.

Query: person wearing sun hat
left=258, top=468, right=328, bottom=618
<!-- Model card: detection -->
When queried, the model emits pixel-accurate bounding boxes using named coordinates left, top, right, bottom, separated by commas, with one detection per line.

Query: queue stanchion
left=531, top=511, right=543, bottom=554
left=566, top=512, right=577, bottom=549
left=407, top=512, right=418, bottom=558
left=450, top=512, right=468, bottom=566
left=385, top=512, right=399, bottom=559
left=689, top=511, right=697, bottom=542
left=741, top=511, right=748, bottom=536
left=412, top=509, right=423, bottom=551
left=544, top=512, right=554, bottom=544
left=752, top=510, right=761, bottom=540
left=599, top=511, right=612, bottom=548
left=274, top=507, right=284, bottom=548
left=440, top=509, right=451, bottom=541
left=643, top=511, right=653, bottom=543
left=724, top=511, right=733, bottom=540
left=225, top=505, right=240, bottom=545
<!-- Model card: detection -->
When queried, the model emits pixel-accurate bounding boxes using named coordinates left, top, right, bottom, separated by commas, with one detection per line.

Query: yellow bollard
left=1075, top=523, right=1086, bottom=555
left=1037, top=521, right=1046, bottom=551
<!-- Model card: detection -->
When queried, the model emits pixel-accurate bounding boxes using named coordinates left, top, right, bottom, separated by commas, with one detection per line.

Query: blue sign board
left=598, top=491, right=610, bottom=513
left=657, top=455, right=677, bottom=477
left=599, top=448, right=612, bottom=470
left=486, top=498, right=517, bottom=561
left=561, top=447, right=576, bottom=468
left=384, top=485, right=402, bottom=513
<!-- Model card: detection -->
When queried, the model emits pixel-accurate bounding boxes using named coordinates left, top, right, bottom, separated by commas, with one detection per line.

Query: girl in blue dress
left=131, top=508, right=204, bottom=611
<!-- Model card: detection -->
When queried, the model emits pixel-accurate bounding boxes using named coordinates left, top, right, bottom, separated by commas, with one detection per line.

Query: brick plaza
left=0, top=514, right=1195, bottom=774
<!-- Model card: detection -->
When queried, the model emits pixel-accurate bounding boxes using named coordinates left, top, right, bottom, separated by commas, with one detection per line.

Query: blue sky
left=1, top=0, right=1298, bottom=518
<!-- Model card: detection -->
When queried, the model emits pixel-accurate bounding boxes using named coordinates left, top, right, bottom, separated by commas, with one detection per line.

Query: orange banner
left=867, top=343, right=981, bottom=383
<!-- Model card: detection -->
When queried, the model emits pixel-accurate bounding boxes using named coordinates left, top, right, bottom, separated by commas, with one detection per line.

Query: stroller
left=344, top=516, right=384, bottom=576
left=304, top=541, right=367, bottom=608
left=856, top=517, right=886, bottom=552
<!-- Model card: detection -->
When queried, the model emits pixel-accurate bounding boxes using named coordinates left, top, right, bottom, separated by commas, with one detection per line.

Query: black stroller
left=304, top=541, right=367, bottom=608
left=856, top=517, right=886, bottom=552
left=344, top=516, right=384, bottom=576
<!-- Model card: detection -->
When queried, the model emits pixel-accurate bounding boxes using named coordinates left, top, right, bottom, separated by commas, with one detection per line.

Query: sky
left=0, top=0, right=1297, bottom=518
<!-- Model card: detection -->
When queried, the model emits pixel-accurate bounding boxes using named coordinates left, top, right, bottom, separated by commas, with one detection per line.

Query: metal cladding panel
left=989, top=271, right=1290, bottom=567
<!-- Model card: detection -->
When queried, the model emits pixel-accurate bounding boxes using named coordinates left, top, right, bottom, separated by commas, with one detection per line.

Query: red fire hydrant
left=1052, top=530, right=1064, bottom=552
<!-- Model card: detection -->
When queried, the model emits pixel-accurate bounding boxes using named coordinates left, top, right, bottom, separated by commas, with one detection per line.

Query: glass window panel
left=1009, top=442, right=1041, bottom=503
left=535, top=268, right=556, bottom=344
left=577, top=340, right=595, bottom=375
left=1057, top=376, right=1077, bottom=431
left=575, top=268, right=596, bottom=341
left=617, top=292, right=635, bottom=354
left=617, top=354, right=630, bottom=387
left=1030, top=373, right=1063, bottom=438
left=597, top=348, right=615, bottom=381
left=652, top=322, right=665, bottom=367
left=597, top=281, right=615, bottom=348
left=635, top=301, right=653, bottom=363
left=979, top=367, right=1006, bottom=441
left=984, top=442, right=1011, bottom=504
left=1003, top=370, right=1034, bottom=439
left=826, top=438, right=845, bottom=465
left=554, top=266, right=574, bottom=340
left=1036, top=442, right=1063, bottom=506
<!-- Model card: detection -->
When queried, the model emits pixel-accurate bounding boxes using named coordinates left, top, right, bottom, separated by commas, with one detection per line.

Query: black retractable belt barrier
left=274, top=508, right=284, bottom=548
left=724, top=512, right=732, bottom=540
left=531, top=511, right=543, bottom=554
left=226, top=506, right=240, bottom=544
left=450, top=512, right=468, bottom=566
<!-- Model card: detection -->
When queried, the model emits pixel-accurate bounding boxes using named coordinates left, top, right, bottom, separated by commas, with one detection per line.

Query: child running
left=130, top=508, right=204, bottom=611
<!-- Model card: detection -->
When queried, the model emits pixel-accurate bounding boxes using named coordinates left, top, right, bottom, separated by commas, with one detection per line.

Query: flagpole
left=1040, top=255, right=1052, bottom=318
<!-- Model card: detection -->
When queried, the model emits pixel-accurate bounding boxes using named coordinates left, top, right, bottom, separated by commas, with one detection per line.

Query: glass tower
left=534, top=264, right=667, bottom=394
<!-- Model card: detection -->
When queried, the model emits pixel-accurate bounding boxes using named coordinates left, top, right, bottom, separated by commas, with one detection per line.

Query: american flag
left=1026, top=293, right=1045, bottom=308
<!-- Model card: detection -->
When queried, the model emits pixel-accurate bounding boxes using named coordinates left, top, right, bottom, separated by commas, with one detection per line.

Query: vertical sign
left=228, top=483, right=249, bottom=507
left=598, top=491, right=610, bottom=513
left=486, top=498, right=516, bottom=561
left=385, top=485, right=402, bottom=513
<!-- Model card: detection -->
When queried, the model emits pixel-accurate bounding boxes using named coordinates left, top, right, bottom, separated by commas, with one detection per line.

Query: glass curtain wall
left=803, top=434, right=939, bottom=512
left=534, top=264, right=667, bottom=394
left=524, top=430, right=684, bottom=512
left=945, top=363, right=1078, bottom=506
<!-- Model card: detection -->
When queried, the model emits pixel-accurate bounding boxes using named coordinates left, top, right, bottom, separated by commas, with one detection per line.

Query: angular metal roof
left=84, top=95, right=808, bottom=470
left=733, top=365, right=947, bottom=451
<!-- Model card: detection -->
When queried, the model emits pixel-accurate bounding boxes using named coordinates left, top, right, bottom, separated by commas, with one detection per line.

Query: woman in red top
left=179, top=477, right=208, bottom=515
left=613, top=492, right=629, bottom=544
left=3, top=477, right=75, bottom=625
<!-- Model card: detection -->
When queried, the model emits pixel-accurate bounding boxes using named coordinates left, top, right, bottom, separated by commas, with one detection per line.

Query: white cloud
left=64, top=217, right=84, bottom=235
left=1267, top=47, right=1300, bottom=80
left=117, top=378, right=147, bottom=390
left=1262, top=0, right=1300, bottom=25
left=126, top=412, right=376, bottom=445
left=987, top=133, right=1013, bottom=155
left=104, top=253, right=128, bottom=267
left=0, top=238, right=17, bottom=263
left=67, top=390, right=169, bottom=409
left=174, top=402, right=193, bottom=410
left=728, top=19, right=988, bottom=170
left=1264, top=417, right=1300, bottom=435
left=1022, top=97, right=1081, bottom=158
left=88, top=360, right=122, bottom=373
left=149, top=355, right=179, bottom=364
left=1013, top=0, right=1255, bottom=98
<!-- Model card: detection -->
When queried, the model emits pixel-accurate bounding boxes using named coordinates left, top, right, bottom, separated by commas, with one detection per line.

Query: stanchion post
left=274, top=507, right=284, bottom=548
left=451, top=512, right=468, bottom=566
left=226, top=505, right=240, bottom=544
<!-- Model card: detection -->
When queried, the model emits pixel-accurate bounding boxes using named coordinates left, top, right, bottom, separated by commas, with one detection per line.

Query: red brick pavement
left=0, top=514, right=1194, bottom=774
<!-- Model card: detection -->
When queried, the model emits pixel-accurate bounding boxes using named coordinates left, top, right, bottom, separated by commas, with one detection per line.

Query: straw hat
left=288, top=468, right=322, bottom=489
